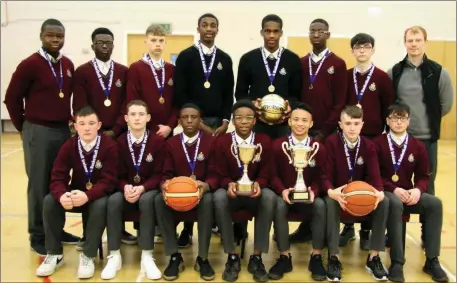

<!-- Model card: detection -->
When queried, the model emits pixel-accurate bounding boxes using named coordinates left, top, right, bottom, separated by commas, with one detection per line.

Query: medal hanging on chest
left=342, top=134, right=360, bottom=183
left=387, top=133, right=409, bottom=182
left=77, top=135, right=101, bottom=190
left=308, top=50, right=330, bottom=89
left=197, top=41, right=217, bottom=89
left=92, top=59, right=114, bottom=107
left=180, top=132, right=201, bottom=180
left=127, top=130, right=149, bottom=184
left=40, top=48, right=64, bottom=98
left=145, top=54, right=166, bottom=104
left=353, top=65, right=375, bottom=109
left=260, top=47, right=283, bottom=93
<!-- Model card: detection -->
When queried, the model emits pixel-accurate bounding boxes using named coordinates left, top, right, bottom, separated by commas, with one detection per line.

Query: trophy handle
left=230, top=142, right=236, bottom=159
left=281, top=141, right=293, bottom=164
left=309, top=142, right=320, bottom=161
left=256, top=143, right=263, bottom=160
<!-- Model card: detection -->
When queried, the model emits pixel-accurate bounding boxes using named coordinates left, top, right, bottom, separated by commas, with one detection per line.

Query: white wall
left=1, top=1, right=456, bottom=120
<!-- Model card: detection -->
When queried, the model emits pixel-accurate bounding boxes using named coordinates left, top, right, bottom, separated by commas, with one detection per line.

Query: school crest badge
left=369, top=82, right=376, bottom=91
left=356, top=156, right=364, bottom=165
left=115, top=79, right=122, bottom=87
left=146, top=153, right=153, bottom=162
left=168, top=78, right=174, bottom=86
left=327, top=66, right=334, bottom=74
left=408, top=153, right=415, bottom=163
left=67, top=69, right=72, bottom=77
left=279, top=67, right=287, bottom=75
left=217, top=62, right=223, bottom=70
left=308, top=159, right=316, bottom=167
left=95, top=160, right=103, bottom=169
left=197, top=152, right=205, bottom=161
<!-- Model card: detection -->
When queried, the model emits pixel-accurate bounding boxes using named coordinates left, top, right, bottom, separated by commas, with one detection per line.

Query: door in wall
left=127, top=34, right=194, bottom=66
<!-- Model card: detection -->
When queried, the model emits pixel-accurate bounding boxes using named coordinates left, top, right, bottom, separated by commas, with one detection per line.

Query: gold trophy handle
left=256, top=143, right=263, bottom=157
left=309, top=142, right=320, bottom=161
left=230, top=142, right=236, bottom=159
left=281, top=141, right=293, bottom=164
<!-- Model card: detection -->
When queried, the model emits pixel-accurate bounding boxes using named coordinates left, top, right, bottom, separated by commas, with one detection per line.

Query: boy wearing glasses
left=126, top=24, right=178, bottom=139
left=213, top=100, right=277, bottom=283
left=373, top=103, right=448, bottom=283
left=341, top=33, right=395, bottom=250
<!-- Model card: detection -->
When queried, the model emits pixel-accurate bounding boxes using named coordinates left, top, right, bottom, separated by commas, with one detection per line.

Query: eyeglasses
left=353, top=44, right=373, bottom=51
left=309, top=30, right=328, bottom=36
left=388, top=116, right=409, bottom=122
left=234, top=115, right=255, bottom=122
left=93, top=40, right=113, bottom=46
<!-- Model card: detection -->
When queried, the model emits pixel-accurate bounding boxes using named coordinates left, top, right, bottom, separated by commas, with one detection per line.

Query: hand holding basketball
left=328, top=185, right=348, bottom=210
left=227, top=182, right=237, bottom=198
left=251, top=182, right=261, bottom=198
left=373, top=190, right=385, bottom=210
left=161, top=180, right=170, bottom=191
left=196, top=181, right=209, bottom=198
left=60, top=192, right=73, bottom=210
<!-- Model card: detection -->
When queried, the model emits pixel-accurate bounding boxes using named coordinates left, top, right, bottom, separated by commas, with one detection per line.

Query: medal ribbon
left=92, top=58, right=114, bottom=98
left=180, top=132, right=201, bottom=175
left=387, top=133, right=409, bottom=175
left=341, top=133, right=361, bottom=180
left=353, top=64, right=375, bottom=104
left=231, top=131, right=255, bottom=173
left=39, top=48, right=63, bottom=91
left=197, top=41, right=217, bottom=81
left=308, top=49, right=331, bottom=86
left=261, top=47, right=284, bottom=85
left=145, top=54, right=165, bottom=95
left=288, top=135, right=310, bottom=147
left=127, top=130, right=149, bottom=175
left=77, top=134, right=101, bottom=183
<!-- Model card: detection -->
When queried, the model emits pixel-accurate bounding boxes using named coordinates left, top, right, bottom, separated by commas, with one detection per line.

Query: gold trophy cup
left=282, top=141, right=319, bottom=203
left=231, top=142, right=263, bottom=196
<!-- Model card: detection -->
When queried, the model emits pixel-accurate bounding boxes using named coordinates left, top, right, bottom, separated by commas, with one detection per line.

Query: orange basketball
left=342, top=181, right=377, bottom=217
left=164, top=176, right=200, bottom=212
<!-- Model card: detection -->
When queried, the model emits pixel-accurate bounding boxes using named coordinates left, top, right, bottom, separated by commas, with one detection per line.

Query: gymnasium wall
left=1, top=1, right=456, bottom=136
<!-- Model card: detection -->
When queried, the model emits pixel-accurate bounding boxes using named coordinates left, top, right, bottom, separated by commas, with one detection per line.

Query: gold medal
left=309, top=84, right=313, bottom=90
left=86, top=181, right=93, bottom=190
left=204, top=81, right=211, bottom=89
left=159, top=97, right=165, bottom=104
left=356, top=103, right=362, bottom=108
left=134, top=174, right=141, bottom=184
left=104, top=99, right=111, bottom=107
left=190, top=174, right=196, bottom=180
left=392, top=174, right=399, bottom=182
left=59, top=91, right=64, bottom=98
left=268, top=85, right=275, bottom=92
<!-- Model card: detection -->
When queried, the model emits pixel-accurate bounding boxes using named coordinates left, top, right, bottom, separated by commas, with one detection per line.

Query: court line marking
left=1, top=148, right=22, bottom=158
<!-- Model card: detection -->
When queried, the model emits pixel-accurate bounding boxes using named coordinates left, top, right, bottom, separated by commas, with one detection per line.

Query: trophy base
left=236, top=182, right=254, bottom=196
left=290, top=191, right=312, bottom=204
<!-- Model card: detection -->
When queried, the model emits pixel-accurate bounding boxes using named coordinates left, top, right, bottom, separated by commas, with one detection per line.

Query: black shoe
left=30, top=238, right=46, bottom=256
left=268, top=254, right=292, bottom=280
left=388, top=263, right=405, bottom=283
left=177, top=229, right=192, bottom=248
left=327, top=255, right=342, bottom=281
left=365, top=254, right=388, bottom=281
left=423, top=257, right=449, bottom=282
left=308, top=254, right=326, bottom=281
left=61, top=231, right=81, bottom=245
left=339, top=225, right=355, bottom=247
left=121, top=230, right=137, bottom=245
left=359, top=230, right=370, bottom=251
left=248, top=255, right=269, bottom=283
left=222, top=254, right=241, bottom=282
left=288, top=222, right=312, bottom=244
left=194, top=256, right=215, bottom=281
left=163, top=253, right=184, bottom=281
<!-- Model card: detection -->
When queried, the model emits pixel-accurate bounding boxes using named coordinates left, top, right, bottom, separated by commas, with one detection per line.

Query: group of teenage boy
left=3, top=11, right=453, bottom=283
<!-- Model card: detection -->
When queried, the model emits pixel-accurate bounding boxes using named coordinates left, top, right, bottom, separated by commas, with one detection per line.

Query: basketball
left=260, top=94, right=286, bottom=124
left=164, top=176, right=200, bottom=212
left=342, top=181, right=378, bottom=217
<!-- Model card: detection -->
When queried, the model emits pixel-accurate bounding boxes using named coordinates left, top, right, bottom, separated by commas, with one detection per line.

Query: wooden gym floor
left=1, top=132, right=456, bottom=282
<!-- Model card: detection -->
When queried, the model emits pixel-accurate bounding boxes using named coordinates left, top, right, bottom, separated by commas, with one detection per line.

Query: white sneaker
left=101, top=252, right=122, bottom=280
left=141, top=250, right=161, bottom=280
left=154, top=236, right=162, bottom=244
left=78, top=253, right=95, bottom=279
left=36, top=254, right=63, bottom=277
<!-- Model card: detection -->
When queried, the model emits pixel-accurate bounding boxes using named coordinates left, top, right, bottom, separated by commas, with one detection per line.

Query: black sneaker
left=30, top=238, right=46, bottom=256
left=359, top=230, right=371, bottom=251
left=248, top=255, right=269, bottom=282
left=288, top=222, right=312, bottom=244
left=177, top=229, right=192, bottom=248
left=388, top=263, right=405, bottom=283
left=423, top=257, right=449, bottom=282
left=194, top=256, right=215, bottom=281
left=121, top=230, right=137, bottom=245
left=327, top=255, right=342, bottom=281
left=222, top=254, right=241, bottom=282
left=339, top=225, right=355, bottom=247
left=365, top=254, right=388, bottom=281
left=163, top=253, right=184, bottom=281
left=308, top=254, right=326, bottom=281
left=61, top=231, right=81, bottom=245
left=268, top=254, right=292, bottom=280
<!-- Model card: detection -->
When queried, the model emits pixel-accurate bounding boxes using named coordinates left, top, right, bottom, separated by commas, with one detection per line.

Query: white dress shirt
left=129, top=132, right=145, bottom=144
left=235, top=131, right=254, bottom=144
left=195, top=43, right=216, bottom=55
left=95, top=58, right=112, bottom=76
left=343, top=136, right=359, bottom=149
left=390, top=131, right=407, bottom=146
left=262, top=46, right=281, bottom=59
left=291, top=135, right=310, bottom=146
left=311, top=48, right=329, bottom=63
left=38, top=48, right=62, bottom=63
left=81, top=138, right=97, bottom=152
left=183, top=132, right=200, bottom=144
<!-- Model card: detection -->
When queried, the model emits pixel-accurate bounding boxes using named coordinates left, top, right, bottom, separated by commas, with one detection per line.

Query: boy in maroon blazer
left=35, top=106, right=118, bottom=279
left=101, top=100, right=165, bottom=280
left=269, top=103, right=327, bottom=281
left=342, top=33, right=395, bottom=250
left=3, top=18, right=80, bottom=255
left=155, top=103, right=218, bottom=281
left=126, top=24, right=178, bottom=139
left=293, top=18, right=348, bottom=243
left=323, top=105, right=388, bottom=281
left=374, top=103, right=448, bottom=283
left=213, top=100, right=276, bottom=283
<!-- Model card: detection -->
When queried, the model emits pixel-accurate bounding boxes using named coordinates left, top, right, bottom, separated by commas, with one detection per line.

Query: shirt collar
left=80, top=138, right=97, bottom=151
left=235, top=131, right=254, bottom=145
left=141, top=54, right=164, bottom=69
left=389, top=131, right=407, bottom=146
left=38, top=47, right=63, bottom=63
left=291, top=134, right=309, bottom=146
left=355, top=63, right=374, bottom=74
left=311, top=48, right=329, bottom=62
left=263, top=46, right=281, bottom=59
left=183, top=132, right=200, bottom=144
left=129, top=131, right=145, bottom=144
left=195, top=42, right=216, bottom=55
left=343, top=135, right=359, bottom=149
